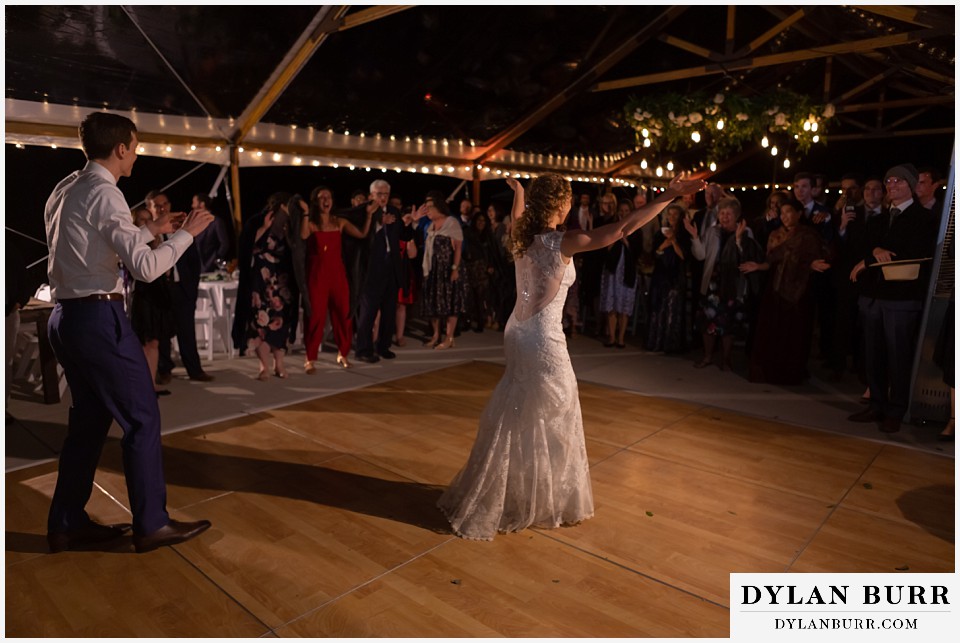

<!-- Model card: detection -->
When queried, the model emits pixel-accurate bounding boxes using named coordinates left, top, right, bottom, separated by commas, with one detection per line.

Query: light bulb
left=783, top=158, right=791, bottom=169
left=761, top=136, right=769, bottom=148
left=641, top=128, right=649, bottom=138
left=803, top=121, right=811, bottom=131
left=770, top=146, right=779, bottom=156
left=709, top=161, right=717, bottom=172
left=640, top=159, right=648, bottom=170
left=666, top=161, right=674, bottom=171
left=691, top=131, right=701, bottom=143
left=643, top=138, right=651, bottom=148
left=716, top=119, right=724, bottom=130
left=656, top=166, right=664, bottom=177
left=811, top=122, right=818, bottom=132
left=812, top=135, right=820, bottom=143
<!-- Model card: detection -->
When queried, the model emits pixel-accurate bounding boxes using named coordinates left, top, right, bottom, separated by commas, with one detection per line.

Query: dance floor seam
left=5, top=360, right=954, bottom=637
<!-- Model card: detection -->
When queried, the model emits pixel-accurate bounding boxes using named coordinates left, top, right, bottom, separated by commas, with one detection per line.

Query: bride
left=438, top=172, right=705, bottom=540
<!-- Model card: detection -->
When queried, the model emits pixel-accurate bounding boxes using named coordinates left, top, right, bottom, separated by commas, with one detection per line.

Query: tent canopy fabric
left=4, top=4, right=956, bottom=185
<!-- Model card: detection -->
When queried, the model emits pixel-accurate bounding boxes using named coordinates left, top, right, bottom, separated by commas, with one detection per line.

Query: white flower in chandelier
left=822, top=103, right=835, bottom=118
left=689, top=112, right=703, bottom=124
left=706, top=105, right=718, bottom=116
left=634, top=109, right=644, bottom=120
left=675, top=114, right=688, bottom=126
left=736, top=113, right=748, bottom=121
left=774, top=112, right=787, bottom=126
left=649, top=128, right=662, bottom=137
left=766, top=105, right=780, bottom=116
left=713, top=93, right=725, bottom=104
left=668, top=111, right=676, bottom=122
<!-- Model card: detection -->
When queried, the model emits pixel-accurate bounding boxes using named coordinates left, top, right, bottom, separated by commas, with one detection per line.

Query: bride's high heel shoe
left=434, top=337, right=455, bottom=350
left=336, top=353, right=350, bottom=369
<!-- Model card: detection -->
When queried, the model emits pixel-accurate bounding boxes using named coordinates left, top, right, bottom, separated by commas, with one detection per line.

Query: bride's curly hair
left=512, top=173, right=572, bottom=258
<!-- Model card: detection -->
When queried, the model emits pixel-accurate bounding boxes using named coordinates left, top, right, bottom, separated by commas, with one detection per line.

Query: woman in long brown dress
left=742, top=198, right=830, bottom=384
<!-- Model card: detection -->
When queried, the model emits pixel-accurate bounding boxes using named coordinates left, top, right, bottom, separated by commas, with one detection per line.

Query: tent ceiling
left=4, top=4, right=955, bottom=184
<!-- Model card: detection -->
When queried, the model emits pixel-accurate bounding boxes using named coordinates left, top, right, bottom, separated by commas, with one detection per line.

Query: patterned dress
left=422, top=235, right=467, bottom=318
left=245, top=229, right=294, bottom=352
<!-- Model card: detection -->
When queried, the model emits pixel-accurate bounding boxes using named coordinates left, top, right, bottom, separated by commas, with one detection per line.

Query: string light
left=666, top=161, right=674, bottom=171
left=312, top=160, right=320, bottom=167
left=256, top=151, right=263, bottom=157
left=273, top=153, right=281, bottom=161
left=811, top=122, right=818, bottom=132
left=761, top=136, right=769, bottom=148
left=655, top=166, right=663, bottom=177
left=215, top=145, right=222, bottom=152
left=709, top=161, right=717, bottom=172
left=640, top=159, right=648, bottom=170
left=190, top=144, right=197, bottom=151
left=691, top=131, right=701, bottom=143
left=812, top=135, right=820, bottom=143
left=641, top=128, right=649, bottom=138
left=643, top=138, right=651, bottom=148
left=770, top=146, right=778, bottom=156
left=783, top=158, right=791, bottom=169
left=716, top=119, right=724, bottom=130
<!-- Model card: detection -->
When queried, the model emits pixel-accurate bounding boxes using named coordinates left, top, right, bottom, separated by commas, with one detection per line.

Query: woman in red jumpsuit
left=300, top=186, right=372, bottom=372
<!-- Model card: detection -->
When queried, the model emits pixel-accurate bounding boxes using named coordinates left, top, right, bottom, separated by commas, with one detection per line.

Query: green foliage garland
left=624, top=90, right=835, bottom=163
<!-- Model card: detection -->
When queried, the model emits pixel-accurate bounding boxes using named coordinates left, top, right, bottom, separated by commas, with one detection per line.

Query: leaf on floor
left=645, top=511, right=654, bottom=517
left=450, top=579, right=461, bottom=585
left=863, top=483, right=873, bottom=490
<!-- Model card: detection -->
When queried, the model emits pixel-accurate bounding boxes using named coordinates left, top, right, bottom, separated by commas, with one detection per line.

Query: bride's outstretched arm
left=506, top=177, right=525, bottom=223
left=560, top=173, right=704, bottom=257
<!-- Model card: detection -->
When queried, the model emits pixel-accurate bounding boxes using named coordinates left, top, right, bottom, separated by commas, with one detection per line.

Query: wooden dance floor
left=5, top=362, right=954, bottom=637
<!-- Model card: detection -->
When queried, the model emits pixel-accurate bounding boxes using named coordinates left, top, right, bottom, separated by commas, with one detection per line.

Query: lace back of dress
left=513, top=231, right=566, bottom=322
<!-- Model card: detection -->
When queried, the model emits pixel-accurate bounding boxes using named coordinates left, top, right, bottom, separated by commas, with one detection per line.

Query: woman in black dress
left=128, top=207, right=176, bottom=396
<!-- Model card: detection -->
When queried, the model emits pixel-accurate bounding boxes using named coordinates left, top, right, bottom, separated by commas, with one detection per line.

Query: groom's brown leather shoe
left=133, top=519, right=211, bottom=553
left=47, top=521, right=132, bottom=553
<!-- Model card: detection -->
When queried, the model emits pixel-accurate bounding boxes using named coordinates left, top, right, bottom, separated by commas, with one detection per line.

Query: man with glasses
left=148, top=190, right=215, bottom=385
left=848, top=164, right=938, bottom=433
left=354, top=179, right=402, bottom=363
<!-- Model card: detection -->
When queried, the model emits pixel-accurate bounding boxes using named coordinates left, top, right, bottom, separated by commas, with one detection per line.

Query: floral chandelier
left=624, top=89, right=835, bottom=170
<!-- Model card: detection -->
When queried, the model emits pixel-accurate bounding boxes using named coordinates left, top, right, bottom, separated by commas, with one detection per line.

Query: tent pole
left=472, top=166, right=481, bottom=208
left=230, top=146, right=243, bottom=234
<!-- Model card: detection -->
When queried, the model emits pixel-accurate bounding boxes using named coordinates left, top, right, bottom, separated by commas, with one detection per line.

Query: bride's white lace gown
left=438, top=230, right=594, bottom=540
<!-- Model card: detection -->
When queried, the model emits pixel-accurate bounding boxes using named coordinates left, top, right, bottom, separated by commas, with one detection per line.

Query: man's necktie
left=888, top=207, right=901, bottom=228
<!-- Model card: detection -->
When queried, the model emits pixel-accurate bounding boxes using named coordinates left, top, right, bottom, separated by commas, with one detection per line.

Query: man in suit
left=848, top=164, right=938, bottom=433
left=150, top=191, right=214, bottom=383
left=44, top=112, right=211, bottom=553
left=794, top=171, right=836, bottom=362
left=191, top=193, right=233, bottom=273
left=353, top=179, right=402, bottom=363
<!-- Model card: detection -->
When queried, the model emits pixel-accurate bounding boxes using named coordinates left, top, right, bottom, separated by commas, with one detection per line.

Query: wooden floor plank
left=5, top=361, right=953, bottom=637
left=278, top=531, right=729, bottom=638
left=547, top=449, right=841, bottom=605
left=789, top=507, right=954, bottom=573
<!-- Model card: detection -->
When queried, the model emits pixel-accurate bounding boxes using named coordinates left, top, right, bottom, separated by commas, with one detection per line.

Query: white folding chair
left=194, top=289, right=215, bottom=361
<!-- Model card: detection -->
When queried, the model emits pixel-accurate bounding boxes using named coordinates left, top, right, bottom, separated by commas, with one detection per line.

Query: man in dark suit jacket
left=149, top=191, right=214, bottom=383
left=848, top=164, right=938, bottom=433
left=354, top=179, right=403, bottom=363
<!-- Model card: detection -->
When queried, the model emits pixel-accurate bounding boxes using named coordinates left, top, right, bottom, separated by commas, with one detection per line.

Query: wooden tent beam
left=476, top=5, right=688, bottom=163
left=835, top=95, right=954, bottom=112
left=725, top=6, right=736, bottom=56
left=232, top=6, right=350, bottom=145
left=735, top=9, right=806, bottom=58
left=887, top=107, right=931, bottom=130
left=833, top=67, right=900, bottom=104
left=828, top=127, right=953, bottom=141
left=658, top=34, right=721, bottom=61
left=337, top=5, right=414, bottom=32
left=851, top=5, right=937, bottom=28
left=592, top=27, right=947, bottom=92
